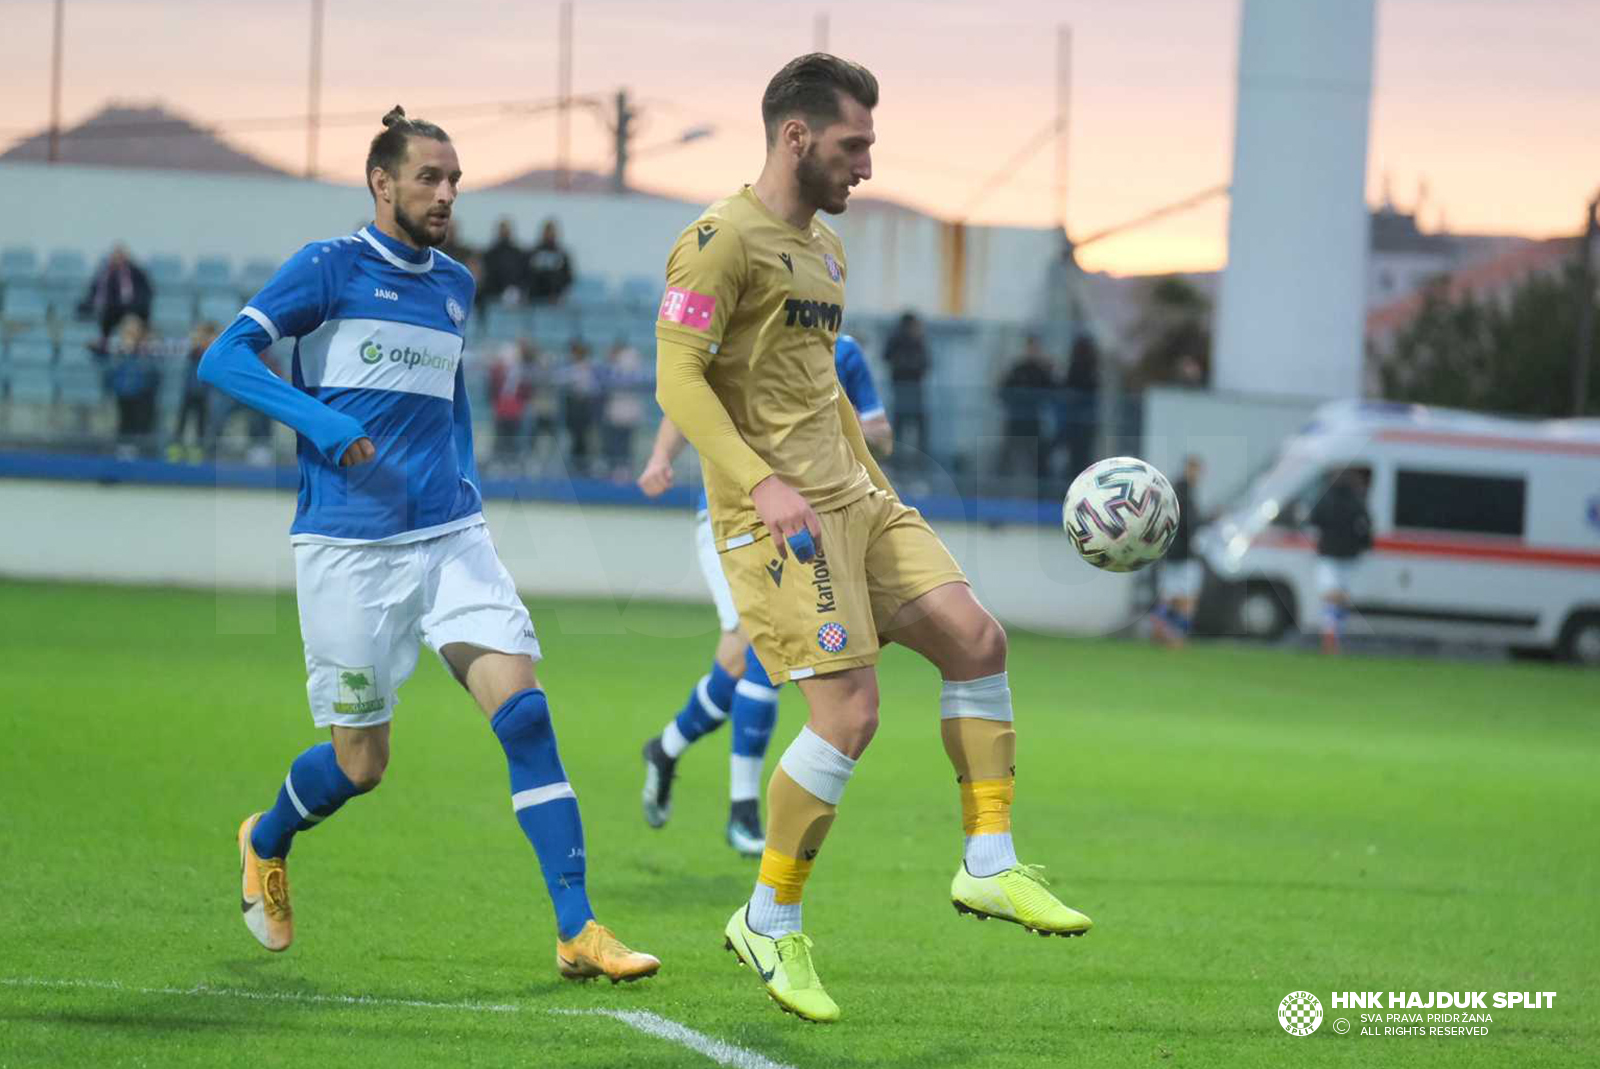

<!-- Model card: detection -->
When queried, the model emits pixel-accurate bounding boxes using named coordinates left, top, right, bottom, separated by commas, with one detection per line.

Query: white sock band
left=776, top=726, right=857, bottom=806
left=730, top=755, right=764, bottom=802
left=939, top=672, right=1013, bottom=722
left=661, top=722, right=689, bottom=758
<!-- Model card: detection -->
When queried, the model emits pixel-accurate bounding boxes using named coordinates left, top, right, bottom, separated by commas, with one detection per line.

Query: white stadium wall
left=0, top=480, right=1139, bottom=639
left=1212, top=0, right=1376, bottom=402
left=0, top=162, right=1057, bottom=322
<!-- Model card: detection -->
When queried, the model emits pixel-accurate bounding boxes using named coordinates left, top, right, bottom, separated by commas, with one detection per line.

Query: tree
left=340, top=671, right=371, bottom=696
left=1376, top=264, right=1600, bottom=417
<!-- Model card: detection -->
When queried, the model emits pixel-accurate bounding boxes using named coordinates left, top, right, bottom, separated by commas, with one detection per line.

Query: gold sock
left=757, top=765, right=837, bottom=904
left=941, top=717, right=1016, bottom=836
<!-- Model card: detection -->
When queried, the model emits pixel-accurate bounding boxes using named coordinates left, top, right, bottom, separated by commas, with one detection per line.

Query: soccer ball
left=1063, top=457, right=1180, bottom=572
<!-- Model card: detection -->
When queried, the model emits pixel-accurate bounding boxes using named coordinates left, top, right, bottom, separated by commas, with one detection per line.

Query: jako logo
left=359, top=340, right=457, bottom=372
left=373, top=287, right=399, bottom=301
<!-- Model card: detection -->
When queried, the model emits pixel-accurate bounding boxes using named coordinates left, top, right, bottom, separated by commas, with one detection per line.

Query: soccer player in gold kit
left=654, top=55, right=1093, bottom=1023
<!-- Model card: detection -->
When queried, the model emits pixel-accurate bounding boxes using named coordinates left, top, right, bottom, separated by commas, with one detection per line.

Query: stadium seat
left=1, top=284, right=52, bottom=329
left=619, top=275, right=660, bottom=311
left=238, top=258, right=278, bottom=293
left=151, top=293, right=194, bottom=331
left=192, top=256, right=234, bottom=290
left=3, top=339, right=56, bottom=404
left=56, top=362, right=106, bottom=406
left=146, top=254, right=185, bottom=289
left=43, top=250, right=90, bottom=285
left=567, top=276, right=610, bottom=310
left=197, top=293, right=242, bottom=325
left=1, top=247, right=38, bottom=282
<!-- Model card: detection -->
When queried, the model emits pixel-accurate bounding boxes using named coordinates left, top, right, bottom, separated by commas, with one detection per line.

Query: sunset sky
left=1, top=0, right=1596, bottom=275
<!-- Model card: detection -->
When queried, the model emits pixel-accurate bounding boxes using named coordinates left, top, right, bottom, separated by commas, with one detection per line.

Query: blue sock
left=729, top=648, right=781, bottom=801
left=662, top=659, right=737, bottom=757
left=493, top=688, right=594, bottom=941
left=250, top=742, right=364, bottom=860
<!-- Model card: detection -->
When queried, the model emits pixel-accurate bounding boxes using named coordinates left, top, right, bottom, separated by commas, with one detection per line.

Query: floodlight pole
left=1055, top=24, right=1071, bottom=236
left=814, top=12, right=829, bottom=52
left=306, top=0, right=324, bottom=179
left=1574, top=193, right=1599, bottom=417
left=557, top=0, right=573, bottom=191
left=48, top=0, right=64, bottom=164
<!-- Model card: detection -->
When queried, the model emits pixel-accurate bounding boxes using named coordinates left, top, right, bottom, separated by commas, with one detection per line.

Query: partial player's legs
left=640, top=630, right=743, bottom=828
left=881, top=581, right=1092, bottom=937
left=238, top=539, right=414, bottom=952
left=441, top=642, right=659, bottom=983
left=727, top=650, right=781, bottom=855
left=725, top=665, right=874, bottom=1023
left=1316, top=557, right=1351, bottom=655
left=239, top=725, right=380, bottom=951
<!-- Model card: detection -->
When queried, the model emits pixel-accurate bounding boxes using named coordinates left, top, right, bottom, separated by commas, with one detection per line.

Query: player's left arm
left=836, top=332, right=892, bottom=457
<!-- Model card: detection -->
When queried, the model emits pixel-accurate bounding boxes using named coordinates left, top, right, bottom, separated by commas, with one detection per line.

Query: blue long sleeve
left=453, top=360, right=480, bottom=492
left=198, top=316, right=367, bottom=465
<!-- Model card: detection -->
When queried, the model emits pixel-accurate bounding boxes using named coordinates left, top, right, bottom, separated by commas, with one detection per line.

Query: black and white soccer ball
left=1063, top=456, right=1179, bottom=572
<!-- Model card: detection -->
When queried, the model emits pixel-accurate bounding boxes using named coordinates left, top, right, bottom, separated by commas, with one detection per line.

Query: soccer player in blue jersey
left=634, top=334, right=890, bottom=855
left=199, top=106, right=658, bottom=983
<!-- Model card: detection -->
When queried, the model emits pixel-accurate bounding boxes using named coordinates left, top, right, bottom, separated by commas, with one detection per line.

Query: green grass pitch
left=1, top=579, right=1595, bottom=1067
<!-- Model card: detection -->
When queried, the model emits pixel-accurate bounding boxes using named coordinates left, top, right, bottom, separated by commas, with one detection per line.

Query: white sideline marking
left=1, top=976, right=519, bottom=1013
left=3, top=978, right=799, bottom=1069
left=555, top=1009, right=798, bottom=1069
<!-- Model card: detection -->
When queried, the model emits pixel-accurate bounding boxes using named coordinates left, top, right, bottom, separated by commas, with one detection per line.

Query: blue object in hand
left=787, top=528, right=816, bottom=563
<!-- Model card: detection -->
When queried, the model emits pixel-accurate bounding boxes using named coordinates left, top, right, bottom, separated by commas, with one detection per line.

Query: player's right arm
left=198, top=243, right=372, bottom=466
left=655, top=221, right=820, bottom=556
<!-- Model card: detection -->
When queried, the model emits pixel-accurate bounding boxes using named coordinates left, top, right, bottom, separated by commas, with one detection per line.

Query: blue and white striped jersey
left=694, top=333, right=882, bottom=512
left=201, top=226, right=481, bottom=544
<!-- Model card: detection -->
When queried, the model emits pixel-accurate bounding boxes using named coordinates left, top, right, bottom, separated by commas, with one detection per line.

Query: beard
left=797, top=145, right=848, bottom=215
left=393, top=201, right=446, bottom=248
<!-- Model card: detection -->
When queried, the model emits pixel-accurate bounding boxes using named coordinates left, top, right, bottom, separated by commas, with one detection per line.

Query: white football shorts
left=1315, top=557, right=1358, bottom=599
left=695, top=509, right=741, bottom=633
left=1157, top=559, right=1202, bottom=601
left=294, top=522, right=540, bottom=728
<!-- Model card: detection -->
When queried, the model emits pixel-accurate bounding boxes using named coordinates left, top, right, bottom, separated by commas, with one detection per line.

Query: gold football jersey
left=657, top=186, right=870, bottom=540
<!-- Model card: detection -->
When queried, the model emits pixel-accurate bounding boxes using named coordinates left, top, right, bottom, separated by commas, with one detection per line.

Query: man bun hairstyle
left=365, top=105, right=451, bottom=198
left=761, top=53, right=878, bottom=148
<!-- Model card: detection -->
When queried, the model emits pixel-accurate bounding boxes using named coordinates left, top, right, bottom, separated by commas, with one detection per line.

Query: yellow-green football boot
left=951, top=863, right=1093, bottom=937
left=723, top=906, right=840, bottom=1023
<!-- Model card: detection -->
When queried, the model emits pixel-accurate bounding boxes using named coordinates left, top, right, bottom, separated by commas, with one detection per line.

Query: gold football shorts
left=719, top=489, right=967, bottom=681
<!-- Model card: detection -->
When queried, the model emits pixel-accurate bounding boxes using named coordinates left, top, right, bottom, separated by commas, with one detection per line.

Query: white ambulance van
left=1194, top=401, right=1600, bottom=663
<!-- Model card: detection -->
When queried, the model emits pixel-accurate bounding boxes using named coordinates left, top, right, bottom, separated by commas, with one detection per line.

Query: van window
left=1394, top=470, right=1525, bottom=537
left=1271, top=465, right=1371, bottom=528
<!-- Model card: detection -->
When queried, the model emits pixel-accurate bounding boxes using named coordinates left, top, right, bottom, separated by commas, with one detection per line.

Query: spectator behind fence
left=489, top=340, right=538, bottom=466
left=997, top=334, right=1056, bottom=486
left=1057, top=332, right=1102, bottom=482
left=481, top=218, right=528, bottom=307
left=1152, top=455, right=1203, bottom=647
left=527, top=219, right=574, bottom=304
left=168, top=320, right=221, bottom=463
left=558, top=338, right=600, bottom=474
left=79, top=244, right=153, bottom=345
left=883, top=312, right=929, bottom=456
left=601, top=339, right=650, bottom=482
left=99, top=314, right=160, bottom=457
left=1309, top=468, right=1373, bottom=656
